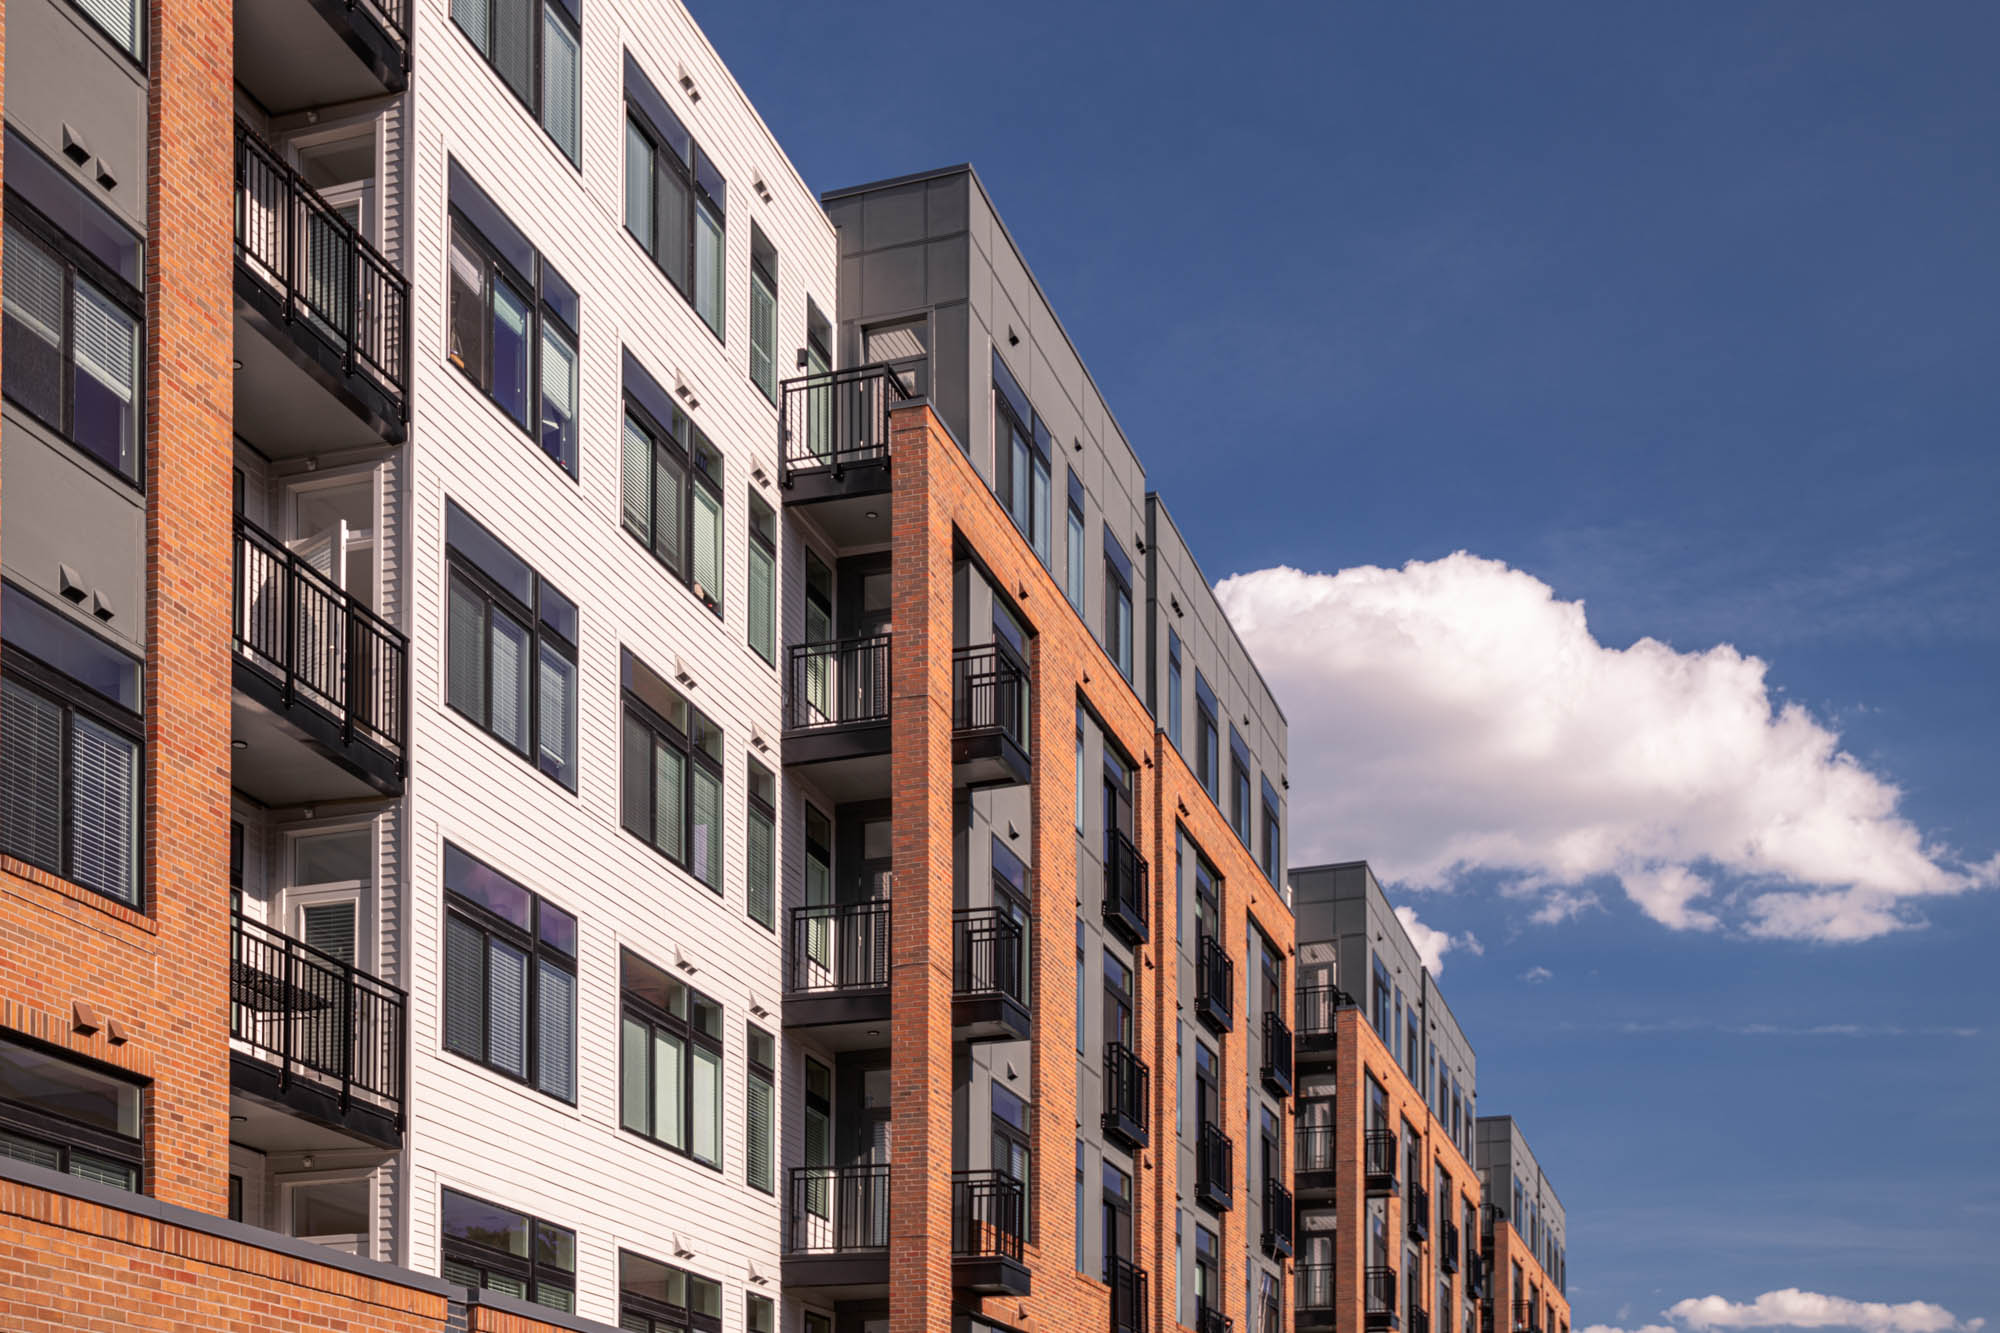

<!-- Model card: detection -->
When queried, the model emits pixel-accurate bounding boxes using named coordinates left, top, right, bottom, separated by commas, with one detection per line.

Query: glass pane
left=624, top=121, right=653, bottom=247
left=67, top=1149, right=137, bottom=1192
left=448, top=226, right=488, bottom=386
left=537, top=643, right=576, bottom=786
left=620, top=1016, right=648, bottom=1132
left=0, top=677, right=64, bottom=875
left=486, top=937, right=530, bottom=1078
left=450, top=0, right=488, bottom=53
left=491, top=0, right=533, bottom=100
left=656, top=166, right=689, bottom=293
left=72, top=0, right=141, bottom=56
left=691, top=1043, right=721, bottom=1165
left=0, top=1039, right=141, bottom=1135
left=652, top=741, right=684, bottom=862
left=443, top=915, right=487, bottom=1059
left=292, top=1177, right=369, bottom=1236
left=293, top=828, right=371, bottom=885
left=652, top=449, right=684, bottom=574
left=689, top=764, right=720, bottom=888
left=653, top=1029, right=684, bottom=1148
left=447, top=576, right=488, bottom=724
left=2, top=225, right=65, bottom=431
left=691, top=486, right=722, bottom=607
left=536, top=959, right=575, bottom=1100
left=442, top=1187, right=529, bottom=1257
left=621, top=415, right=652, bottom=543
left=748, top=543, right=775, bottom=663
left=67, top=715, right=139, bottom=904
left=490, top=279, right=532, bottom=428
left=539, top=324, right=578, bottom=474
left=540, top=10, right=581, bottom=162
left=489, top=610, right=532, bottom=753
left=0, top=1129, right=61, bottom=1171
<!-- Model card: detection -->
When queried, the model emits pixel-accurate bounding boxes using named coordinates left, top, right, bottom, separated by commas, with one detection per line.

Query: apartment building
left=1477, top=1118, right=1569, bottom=1333
left=1288, top=863, right=1488, bottom=1333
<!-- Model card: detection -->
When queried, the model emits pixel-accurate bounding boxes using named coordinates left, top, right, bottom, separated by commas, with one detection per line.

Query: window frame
left=745, top=1023, right=776, bottom=1193
left=745, top=757, right=777, bottom=930
left=449, top=0, right=581, bottom=165
left=621, top=392, right=725, bottom=616
left=3, top=196, right=146, bottom=490
left=992, top=352, right=1052, bottom=564
left=1260, top=775, right=1282, bottom=883
left=0, top=600, right=145, bottom=908
left=623, top=88, right=727, bottom=339
left=446, top=208, right=580, bottom=478
left=748, top=226, right=778, bottom=403
left=440, top=844, right=577, bottom=1104
left=439, top=1186, right=576, bottom=1311
left=443, top=512, right=579, bottom=789
left=1103, top=528, right=1133, bottom=680
left=1065, top=468, right=1087, bottom=610
left=0, top=1034, right=144, bottom=1192
left=618, top=947, right=726, bottom=1170
left=620, top=649, right=726, bottom=891
left=746, top=488, right=777, bottom=663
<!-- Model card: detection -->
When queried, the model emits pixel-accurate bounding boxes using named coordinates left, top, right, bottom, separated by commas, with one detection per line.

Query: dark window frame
left=992, top=351, right=1052, bottom=565
left=0, top=1034, right=144, bottom=1191
left=1193, top=673, right=1218, bottom=798
left=448, top=0, right=582, bottom=166
left=440, top=1186, right=576, bottom=1311
left=745, top=757, right=777, bottom=930
left=446, top=207, right=580, bottom=478
left=623, top=88, right=726, bottom=340
left=1260, top=775, right=1282, bottom=884
left=440, top=844, right=578, bottom=1104
left=618, top=1248, right=723, bottom=1333
left=748, top=225, right=778, bottom=403
left=746, top=487, right=777, bottom=662
left=3, top=194, right=146, bottom=490
left=621, top=391, right=725, bottom=616
left=619, top=649, right=726, bottom=891
left=618, top=947, right=726, bottom=1170
left=1103, top=528, right=1133, bottom=681
left=745, top=1023, right=776, bottom=1193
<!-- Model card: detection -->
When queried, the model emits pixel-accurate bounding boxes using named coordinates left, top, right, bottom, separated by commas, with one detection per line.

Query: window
left=1102, top=1161, right=1132, bottom=1276
left=1074, top=1140, right=1087, bottom=1273
left=625, top=54, right=726, bottom=336
left=444, top=501, right=578, bottom=787
left=446, top=166, right=580, bottom=475
left=746, top=759, right=776, bottom=929
left=0, top=1037, right=142, bottom=1191
left=0, top=584, right=143, bottom=905
left=620, top=648, right=725, bottom=889
left=1194, top=673, right=1219, bottom=798
left=749, top=226, right=778, bottom=402
left=992, top=352, right=1051, bottom=564
left=1074, top=715, right=1088, bottom=833
left=450, top=0, right=579, bottom=162
left=1260, top=776, right=1282, bottom=882
left=863, top=316, right=929, bottom=398
left=440, top=1187, right=574, bottom=1311
left=441, top=844, right=577, bottom=1101
left=1074, top=918, right=1087, bottom=1055
left=620, top=948, right=724, bottom=1168
left=1065, top=469, right=1087, bottom=610
left=621, top=351, right=724, bottom=613
left=1194, top=1223, right=1218, bottom=1315
left=1229, top=726, right=1252, bottom=846
left=4, top=188, right=143, bottom=486
left=746, top=1024, right=775, bottom=1193
left=1103, top=528, right=1133, bottom=679
left=1166, top=630, right=1183, bottom=752
left=63, top=0, right=143, bottom=59
left=747, top=490, right=776, bottom=663
left=1371, top=957, right=1392, bottom=1044
left=992, top=1084, right=1031, bottom=1215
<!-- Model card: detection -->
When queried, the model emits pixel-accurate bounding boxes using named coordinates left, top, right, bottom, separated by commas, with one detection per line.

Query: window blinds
left=489, top=611, right=531, bottom=752
left=442, top=915, right=486, bottom=1059
left=621, top=415, right=652, bottom=542
left=486, top=937, right=530, bottom=1078
left=0, top=679, right=63, bottom=874
left=541, top=11, right=581, bottom=161
left=746, top=806, right=775, bottom=928
left=536, top=957, right=574, bottom=1100
left=68, top=714, right=138, bottom=904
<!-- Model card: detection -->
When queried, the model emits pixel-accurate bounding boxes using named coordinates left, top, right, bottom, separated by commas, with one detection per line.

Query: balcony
left=1298, top=1263, right=1335, bottom=1331
left=952, top=908, right=1030, bottom=1044
left=1295, top=984, right=1357, bottom=1065
left=782, top=636, right=891, bottom=793
left=777, top=364, right=911, bottom=542
left=1413, top=1308, right=1431, bottom=1333
left=784, top=901, right=890, bottom=1044
left=1407, top=1181, right=1431, bottom=1242
left=1440, top=1218, right=1461, bottom=1273
left=952, top=1170, right=1029, bottom=1296
left=1195, top=1121, right=1233, bottom=1213
left=235, top=0, right=407, bottom=115
left=1366, top=1266, right=1400, bottom=1331
left=1102, top=827, right=1149, bottom=947
left=1197, top=1301, right=1233, bottom=1333
left=951, top=644, right=1030, bottom=789
left=1295, top=1124, right=1337, bottom=1198
left=1465, top=1252, right=1489, bottom=1299
left=1515, top=1302, right=1538, bottom=1333
left=1107, top=1255, right=1148, bottom=1333
left=784, top=1165, right=889, bottom=1294
left=235, top=126, right=408, bottom=453
left=232, top=515, right=406, bottom=804
left=229, top=912, right=405, bottom=1147
left=1365, top=1129, right=1399, bottom=1196
left=1261, top=1010, right=1293, bottom=1098
left=1261, top=1179, right=1294, bottom=1260
left=1102, top=1041, right=1150, bottom=1150
left=1195, top=935, right=1233, bottom=1034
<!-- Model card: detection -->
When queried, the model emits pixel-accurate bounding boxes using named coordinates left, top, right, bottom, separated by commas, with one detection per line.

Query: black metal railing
left=1102, top=826, right=1149, bottom=943
left=1196, top=934, right=1234, bottom=1032
left=230, top=911, right=406, bottom=1124
left=1107, top=1255, right=1148, bottom=1333
left=1197, top=1300, right=1233, bottom=1333
left=1515, top=1302, right=1538, bottom=1333
left=1412, top=1308, right=1431, bottom=1333
left=788, top=1165, right=889, bottom=1253
left=953, top=908, right=1024, bottom=1004
left=1365, top=1129, right=1399, bottom=1183
left=1298, top=1263, right=1335, bottom=1312
left=784, top=635, right=891, bottom=732
left=1440, top=1218, right=1462, bottom=1272
left=778, top=363, right=912, bottom=482
left=1262, top=1178, right=1294, bottom=1258
left=1295, top=984, right=1360, bottom=1041
left=235, top=124, right=408, bottom=415
left=1262, top=1009, right=1293, bottom=1096
left=1408, top=1181, right=1431, bottom=1241
left=952, top=643, right=1029, bottom=749
left=951, top=1170, right=1024, bottom=1263
left=1466, top=1251, right=1488, bottom=1298
left=1366, top=1267, right=1399, bottom=1319
left=787, top=900, right=890, bottom=994
left=234, top=514, right=407, bottom=765
left=1102, top=1041, right=1150, bottom=1144
left=1196, top=1121, right=1233, bottom=1210
left=1297, top=1123, right=1336, bottom=1175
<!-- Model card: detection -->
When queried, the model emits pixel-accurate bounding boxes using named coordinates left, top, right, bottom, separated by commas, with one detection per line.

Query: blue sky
left=687, top=2, right=2000, bottom=1324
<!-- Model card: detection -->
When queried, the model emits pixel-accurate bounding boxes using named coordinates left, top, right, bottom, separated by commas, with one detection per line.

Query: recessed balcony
left=1298, top=1263, right=1335, bottom=1331
left=1101, top=827, right=1149, bottom=948
left=1407, top=1180, right=1431, bottom=1243
left=1102, top=1041, right=1150, bottom=1151
left=1262, top=1178, right=1294, bottom=1260
left=952, top=908, right=1029, bottom=1044
left=1366, top=1266, right=1401, bottom=1331
left=782, top=636, right=891, bottom=798
left=777, top=364, right=910, bottom=545
left=1365, top=1128, right=1400, bottom=1196
left=783, top=901, right=890, bottom=1046
left=235, top=0, right=408, bottom=115
left=952, top=1170, right=1029, bottom=1296
left=1195, top=1121, right=1233, bottom=1213
left=1440, top=1218, right=1462, bottom=1273
left=1196, top=1301, right=1232, bottom=1333
left=1295, top=1124, right=1337, bottom=1199
left=1261, top=1009, right=1293, bottom=1099
left=1195, top=934, right=1233, bottom=1035
left=951, top=643, right=1030, bottom=789
left=784, top=1164, right=889, bottom=1295
left=1295, top=984, right=1356, bottom=1066
left=1107, top=1255, right=1148, bottom=1333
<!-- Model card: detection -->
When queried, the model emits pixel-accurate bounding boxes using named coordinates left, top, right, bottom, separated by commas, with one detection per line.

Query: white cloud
left=1393, top=905, right=1481, bottom=976
left=1667, top=1289, right=1982, bottom=1333
left=1583, top=1324, right=1675, bottom=1333
left=1215, top=554, right=1996, bottom=943
left=1522, top=965, right=1554, bottom=983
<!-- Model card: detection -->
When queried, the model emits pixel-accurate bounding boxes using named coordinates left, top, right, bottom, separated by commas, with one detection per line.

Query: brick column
left=887, top=405, right=958, bottom=1333
left=1338, top=1009, right=1365, bottom=1333
left=141, top=0, right=235, bottom=1213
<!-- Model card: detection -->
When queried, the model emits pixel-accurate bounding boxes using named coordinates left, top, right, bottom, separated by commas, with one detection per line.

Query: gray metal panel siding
left=7, top=0, right=148, bottom=230
left=0, top=414, right=147, bottom=653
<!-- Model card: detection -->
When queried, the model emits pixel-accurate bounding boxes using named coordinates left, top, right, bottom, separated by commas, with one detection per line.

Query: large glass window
left=450, top=0, right=579, bottom=162
left=1194, top=673, right=1219, bottom=799
left=0, top=584, right=143, bottom=906
left=619, top=1250, right=722, bottom=1333
left=3, top=208, right=142, bottom=486
left=1261, top=776, right=1282, bottom=883
left=1166, top=630, right=1183, bottom=753
left=621, top=383, right=724, bottom=616
left=441, top=844, right=576, bottom=1102
left=1230, top=726, right=1253, bottom=846
left=444, top=501, right=578, bottom=788
left=746, top=1025, right=775, bottom=1193
left=1065, top=469, right=1087, bottom=610
left=440, top=1187, right=575, bottom=1311
left=620, top=948, right=724, bottom=1168
left=746, top=759, right=776, bottom=929
left=624, top=59, right=726, bottom=337
left=992, top=1084, right=1031, bottom=1215
left=620, top=649, right=725, bottom=890
left=447, top=197, right=580, bottom=476
left=747, top=490, right=776, bottom=662
left=992, top=352, right=1051, bottom=564
left=1103, top=529, right=1133, bottom=680
left=0, top=1037, right=142, bottom=1191
left=749, top=226, right=778, bottom=402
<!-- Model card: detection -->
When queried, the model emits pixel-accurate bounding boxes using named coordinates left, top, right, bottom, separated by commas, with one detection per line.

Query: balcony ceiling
left=236, top=0, right=397, bottom=115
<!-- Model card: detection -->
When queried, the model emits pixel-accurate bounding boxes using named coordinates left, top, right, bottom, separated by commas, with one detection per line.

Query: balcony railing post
left=340, top=960, right=356, bottom=1112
